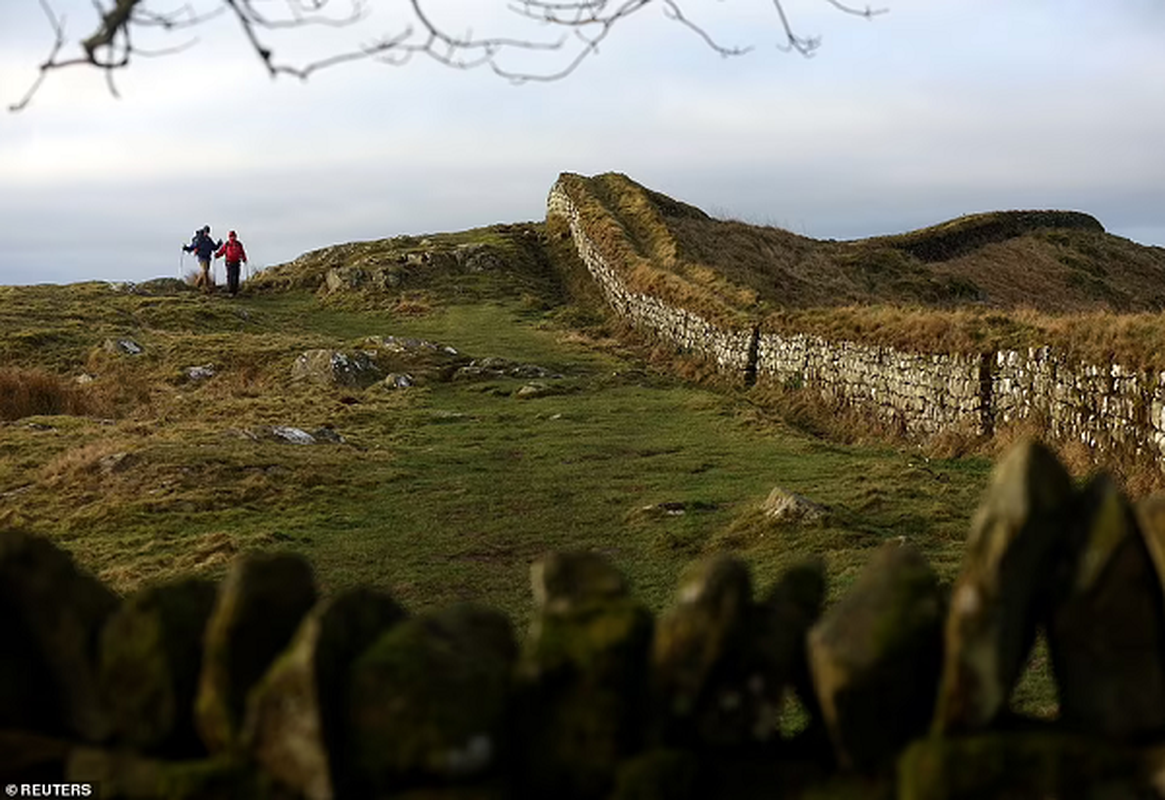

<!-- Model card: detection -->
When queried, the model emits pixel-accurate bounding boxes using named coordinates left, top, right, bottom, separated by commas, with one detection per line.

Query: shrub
left=0, top=367, right=89, bottom=420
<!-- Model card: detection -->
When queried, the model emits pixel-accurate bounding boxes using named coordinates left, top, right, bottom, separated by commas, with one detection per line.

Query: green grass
left=1, top=277, right=1064, bottom=716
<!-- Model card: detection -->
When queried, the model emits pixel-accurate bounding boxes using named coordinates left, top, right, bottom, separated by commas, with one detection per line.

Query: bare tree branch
left=11, top=0, right=889, bottom=111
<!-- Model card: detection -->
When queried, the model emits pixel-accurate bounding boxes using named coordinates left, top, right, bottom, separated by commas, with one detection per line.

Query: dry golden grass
left=0, top=367, right=100, bottom=420
left=557, top=172, right=1165, bottom=370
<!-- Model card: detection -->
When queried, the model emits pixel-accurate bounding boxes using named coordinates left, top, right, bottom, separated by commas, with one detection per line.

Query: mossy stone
left=898, top=732, right=1147, bottom=800
left=244, top=587, right=407, bottom=800
left=652, top=554, right=752, bottom=746
left=99, top=577, right=217, bottom=755
left=516, top=593, right=653, bottom=799
left=807, top=542, right=943, bottom=771
left=531, top=549, right=630, bottom=615
left=195, top=552, right=317, bottom=754
left=933, top=440, right=1074, bottom=734
left=346, top=604, right=516, bottom=794
left=1049, top=475, right=1165, bottom=738
left=0, top=529, right=119, bottom=742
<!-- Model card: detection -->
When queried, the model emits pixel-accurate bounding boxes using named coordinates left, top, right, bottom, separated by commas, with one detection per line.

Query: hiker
left=215, top=230, right=248, bottom=297
left=182, top=226, right=222, bottom=293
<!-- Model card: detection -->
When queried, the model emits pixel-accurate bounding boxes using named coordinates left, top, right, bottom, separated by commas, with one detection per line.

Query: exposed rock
left=454, top=358, right=562, bottom=382
left=132, top=277, right=196, bottom=295
left=454, top=243, right=504, bottom=273
left=364, top=336, right=459, bottom=357
left=185, top=365, right=216, bottom=381
left=195, top=553, right=318, bottom=754
left=933, top=439, right=1074, bottom=734
left=897, top=732, right=1149, bottom=800
left=244, top=588, right=407, bottom=800
left=515, top=382, right=559, bottom=399
left=75, top=373, right=96, bottom=385
left=0, top=530, right=119, bottom=741
left=104, top=338, right=143, bottom=356
left=347, top=605, right=516, bottom=794
left=761, top=487, right=829, bottom=524
left=290, top=349, right=381, bottom=388
left=652, top=554, right=753, bottom=747
left=1049, top=475, right=1165, bottom=738
left=98, top=451, right=135, bottom=475
left=382, top=373, right=415, bottom=390
left=516, top=552, right=653, bottom=799
left=271, top=426, right=316, bottom=445
left=309, top=426, right=345, bottom=445
left=807, top=542, right=944, bottom=770
left=99, top=578, right=218, bottom=755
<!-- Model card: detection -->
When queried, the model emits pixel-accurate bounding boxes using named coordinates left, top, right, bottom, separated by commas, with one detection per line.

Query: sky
left=1, top=0, right=1164, bottom=286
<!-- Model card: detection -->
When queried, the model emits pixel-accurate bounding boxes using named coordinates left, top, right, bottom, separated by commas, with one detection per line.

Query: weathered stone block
left=1049, top=476, right=1165, bottom=739
left=807, top=542, right=944, bottom=770
left=195, top=553, right=317, bottom=754
left=99, top=577, right=217, bottom=754
left=244, top=587, right=407, bottom=800
left=0, top=530, right=119, bottom=742
left=347, top=605, right=516, bottom=795
left=934, top=440, right=1074, bottom=733
left=516, top=552, right=653, bottom=800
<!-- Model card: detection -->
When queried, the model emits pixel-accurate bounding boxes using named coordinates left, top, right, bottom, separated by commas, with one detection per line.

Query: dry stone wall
left=547, top=182, right=755, bottom=379
left=548, top=175, right=1165, bottom=466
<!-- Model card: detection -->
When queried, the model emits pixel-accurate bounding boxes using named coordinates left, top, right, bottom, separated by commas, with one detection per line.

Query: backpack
left=224, top=239, right=245, bottom=262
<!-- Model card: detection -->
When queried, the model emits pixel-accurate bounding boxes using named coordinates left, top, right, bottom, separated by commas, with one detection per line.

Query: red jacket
left=216, top=238, right=247, bottom=263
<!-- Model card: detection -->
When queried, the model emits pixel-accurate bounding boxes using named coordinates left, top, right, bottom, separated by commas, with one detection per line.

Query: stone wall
left=547, top=182, right=756, bottom=380
left=4, top=442, right=1165, bottom=798
left=548, top=175, right=1165, bottom=465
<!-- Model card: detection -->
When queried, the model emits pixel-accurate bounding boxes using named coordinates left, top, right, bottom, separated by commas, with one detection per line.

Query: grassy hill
left=557, top=172, right=1165, bottom=370
left=12, top=178, right=1165, bottom=718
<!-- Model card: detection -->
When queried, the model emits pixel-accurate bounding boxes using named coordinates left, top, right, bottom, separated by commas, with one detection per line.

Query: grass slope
left=2, top=209, right=1100, bottom=717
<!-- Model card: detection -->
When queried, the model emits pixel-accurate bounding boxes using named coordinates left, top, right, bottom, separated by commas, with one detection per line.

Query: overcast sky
left=2, top=0, right=1163, bottom=286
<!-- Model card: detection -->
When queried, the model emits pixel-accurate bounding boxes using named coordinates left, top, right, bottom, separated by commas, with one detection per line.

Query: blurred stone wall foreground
left=3, top=441, right=1165, bottom=798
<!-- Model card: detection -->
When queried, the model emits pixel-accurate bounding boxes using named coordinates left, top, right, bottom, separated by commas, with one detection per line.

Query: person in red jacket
left=214, top=231, right=248, bottom=297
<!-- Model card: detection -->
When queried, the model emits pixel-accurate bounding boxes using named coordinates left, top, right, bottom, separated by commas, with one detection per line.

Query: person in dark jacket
left=214, top=231, right=248, bottom=297
left=182, top=226, right=222, bottom=293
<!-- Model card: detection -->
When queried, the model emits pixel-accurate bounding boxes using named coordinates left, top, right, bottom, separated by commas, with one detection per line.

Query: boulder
left=185, top=365, right=215, bottom=381
left=104, top=338, right=143, bottom=356
left=760, top=487, right=829, bottom=524
left=346, top=605, right=516, bottom=795
left=1048, top=475, right=1165, bottom=738
left=807, top=542, right=944, bottom=771
left=99, top=577, right=218, bottom=755
left=750, top=559, right=828, bottom=745
left=933, top=439, right=1074, bottom=733
left=244, top=588, right=407, bottom=800
left=516, top=551, right=653, bottom=799
left=195, top=553, right=317, bottom=754
left=651, top=554, right=755, bottom=747
left=0, top=530, right=119, bottom=741
left=290, top=350, right=381, bottom=388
